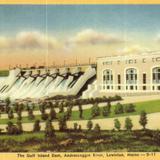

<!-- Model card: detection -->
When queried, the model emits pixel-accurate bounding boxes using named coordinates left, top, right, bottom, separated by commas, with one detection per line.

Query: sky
left=0, top=5, right=160, bottom=69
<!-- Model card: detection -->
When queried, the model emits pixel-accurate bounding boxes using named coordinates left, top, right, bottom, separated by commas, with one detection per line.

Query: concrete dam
left=0, top=65, right=96, bottom=100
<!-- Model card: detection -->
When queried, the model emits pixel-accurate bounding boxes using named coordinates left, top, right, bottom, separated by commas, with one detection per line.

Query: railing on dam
left=11, top=62, right=97, bottom=71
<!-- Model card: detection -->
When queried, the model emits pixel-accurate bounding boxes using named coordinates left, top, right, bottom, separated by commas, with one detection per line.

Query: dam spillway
left=0, top=65, right=96, bottom=100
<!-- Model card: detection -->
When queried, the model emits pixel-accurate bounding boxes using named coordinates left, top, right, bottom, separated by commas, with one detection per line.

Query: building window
left=118, top=86, right=121, bottom=90
left=126, top=68, right=137, bottom=90
left=143, top=86, right=146, bottom=90
left=118, top=74, right=121, bottom=84
left=143, top=73, right=146, bottom=84
left=152, top=67, right=160, bottom=91
left=103, top=69, right=113, bottom=90
left=153, top=67, right=160, bottom=83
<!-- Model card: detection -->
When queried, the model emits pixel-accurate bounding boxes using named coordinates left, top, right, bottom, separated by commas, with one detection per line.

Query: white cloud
left=67, top=29, right=124, bottom=46
left=117, top=45, right=150, bottom=55
left=155, top=34, right=160, bottom=43
left=0, top=31, right=59, bottom=51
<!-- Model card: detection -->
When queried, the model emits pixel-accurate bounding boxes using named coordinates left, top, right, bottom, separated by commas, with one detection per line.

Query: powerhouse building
left=95, top=52, right=160, bottom=96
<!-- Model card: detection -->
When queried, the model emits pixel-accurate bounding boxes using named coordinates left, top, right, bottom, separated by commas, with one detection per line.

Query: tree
left=125, top=117, right=133, bottom=131
left=73, top=122, right=78, bottom=131
left=17, top=110, right=22, bottom=121
left=87, top=120, right=93, bottom=131
left=58, top=114, right=67, bottom=131
left=107, top=100, right=111, bottom=112
left=114, top=103, right=124, bottom=114
left=65, top=106, right=72, bottom=120
left=5, top=97, right=11, bottom=106
left=8, top=109, right=14, bottom=119
left=13, top=102, right=19, bottom=113
left=33, top=120, right=41, bottom=132
left=39, top=102, right=46, bottom=113
left=49, top=108, right=56, bottom=121
left=14, top=103, right=24, bottom=121
left=16, top=120, right=23, bottom=134
left=59, top=102, right=64, bottom=113
left=45, top=119, right=55, bottom=141
left=124, top=103, right=136, bottom=113
left=139, top=110, right=147, bottom=130
left=28, top=108, right=35, bottom=120
left=102, top=105, right=110, bottom=117
left=114, top=119, right=121, bottom=131
left=6, top=121, right=14, bottom=134
left=93, top=123, right=101, bottom=136
left=78, top=125, right=82, bottom=132
left=78, top=104, right=83, bottom=119
left=5, top=97, right=11, bottom=114
left=91, top=103, right=100, bottom=118
left=6, top=121, right=19, bottom=135
left=41, top=111, right=48, bottom=121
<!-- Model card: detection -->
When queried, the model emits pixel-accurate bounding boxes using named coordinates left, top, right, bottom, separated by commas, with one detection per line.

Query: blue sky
left=0, top=5, right=160, bottom=35
left=0, top=5, right=160, bottom=68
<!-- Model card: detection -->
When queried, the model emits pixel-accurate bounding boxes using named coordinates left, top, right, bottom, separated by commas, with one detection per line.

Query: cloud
left=117, top=45, right=150, bottom=55
left=0, top=31, right=59, bottom=51
left=67, top=29, right=124, bottom=46
left=155, top=34, right=160, bottom=43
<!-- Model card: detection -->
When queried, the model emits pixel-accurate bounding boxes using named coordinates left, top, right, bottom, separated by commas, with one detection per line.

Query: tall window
left=103, top=69, right=113, bottom=90
left=143, top=73, right=146, bottom=84
left=118, top=74, right=121, bottom=90
left=143, top=73, right=146, bottom=90
left=126, top=68, right=137, bottom=90
left=152, top=67, right=160, bottom=90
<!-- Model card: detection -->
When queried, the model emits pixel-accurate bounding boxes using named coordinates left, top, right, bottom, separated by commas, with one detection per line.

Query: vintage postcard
left=0, top=0, right=160, bottom=160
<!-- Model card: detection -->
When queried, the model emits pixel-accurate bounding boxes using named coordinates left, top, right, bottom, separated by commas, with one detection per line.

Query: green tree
left=5, top=97, right=11, bottom=106
left=59, top=102, right=64, bottom=113
left=73, top=122, right=78, bottom=131
left=93, top=123, right=101, bottom=136
left=139, top=110, right=147, bottom=130
left=13, top=102, right=19, bottom=113
left=6, top=121, right=14, bottom=134
left=91, top=103, right=100, bottom=118
left=78, top=125, right=82, bottom=132
left=39, top=102, right=46, bottom=113
left=114, top=103, right=124, bottom=114
left=125, top=117, right=133, bottom=131
left=6, top=121, right=19, bottom=135
left=8, top=109, right=14, bottom=119
left=78, top=104, right=83, bottom=119
left=17, top=110, right=22, bottom=121
left=87, top=120, right=93, bottom=131
left=114, top=119, right=121, bottom=131
left=16, top=120, right=23, bottom=134
left=58, top=114, right=67, bottom=131
left=41, top=111, right=48, bottom=121
left=107, top=100, right=111, bottom=112
left=33, top=120, right=41, bottom=132
left=45, top=119, right=55, bottom=141
left=28, top=108, right=35, bottom=120
left=102, top=105, right=110, bottom=117
left=124, top=103, right=136, bottom=113
left=65, top=106, right=72, bottom=120
left=49, top=108, right=56, bottom=121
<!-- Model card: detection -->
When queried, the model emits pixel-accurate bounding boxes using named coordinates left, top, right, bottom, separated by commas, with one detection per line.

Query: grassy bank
left=0, top=130, right=159, bottom=152
left=0, top=70, right=9, bottom=77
